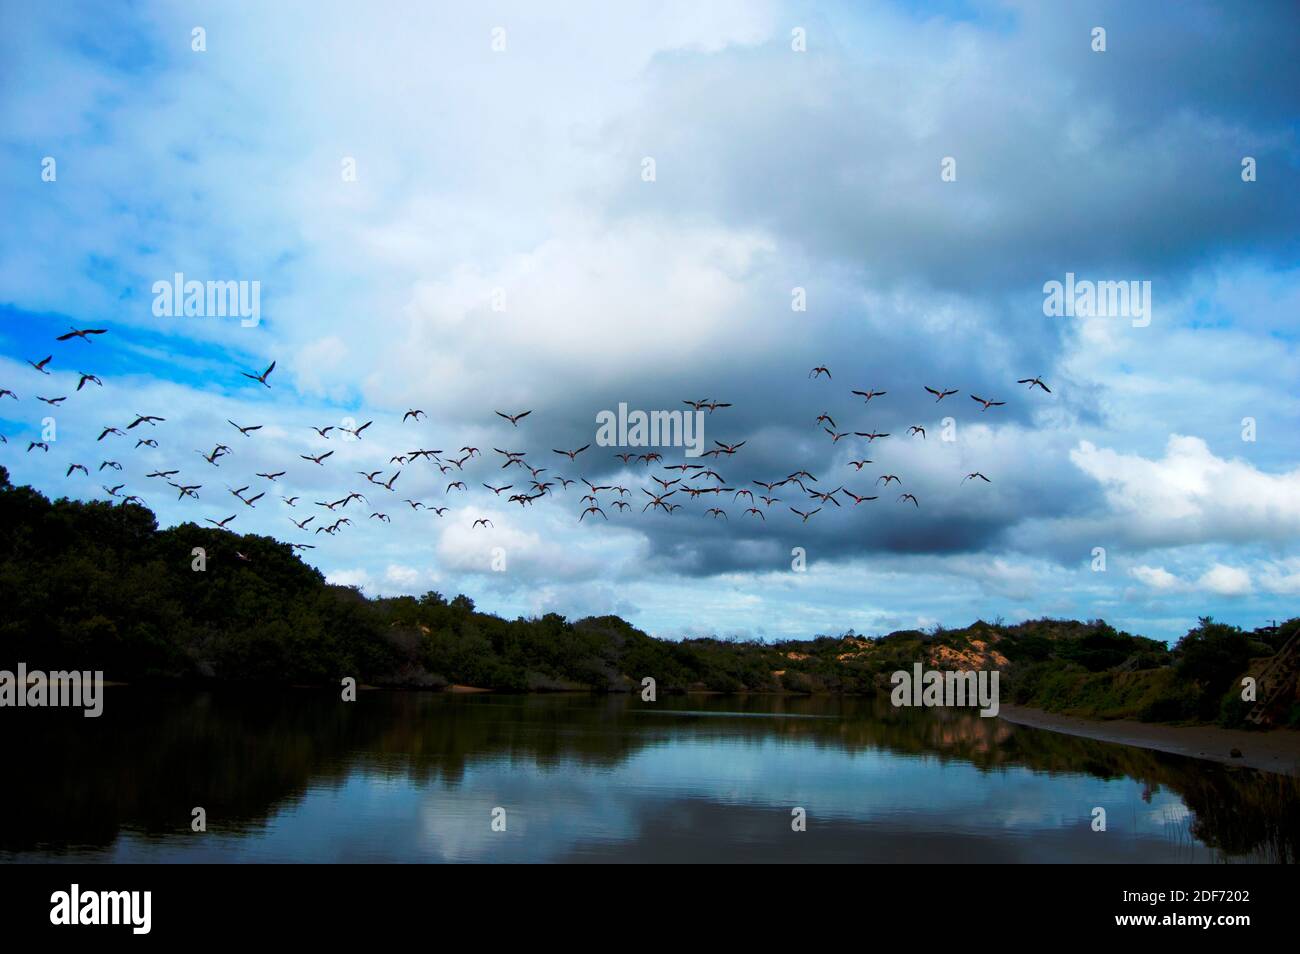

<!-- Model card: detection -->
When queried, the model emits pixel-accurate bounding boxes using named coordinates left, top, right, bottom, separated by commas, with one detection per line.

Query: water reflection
left=1, top=689, right=1294, bottom=862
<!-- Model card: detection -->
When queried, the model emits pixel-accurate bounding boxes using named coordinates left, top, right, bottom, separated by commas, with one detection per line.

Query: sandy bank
left=999, top=705, right=1300, bottom=777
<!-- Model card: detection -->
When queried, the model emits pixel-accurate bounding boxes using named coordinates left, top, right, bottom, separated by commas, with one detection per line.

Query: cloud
left=1, top=1, right=1298, bottom=643
left=1071, top=436, right=1300, bottom=547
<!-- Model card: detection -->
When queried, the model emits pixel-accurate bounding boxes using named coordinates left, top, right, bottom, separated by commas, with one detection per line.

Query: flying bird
left=970, top=395, right=1006, bottom=411
left=228, top=420, right=262, bottom=436
left=962, top=472, right=991, bottom=483
left=75, top=373, right=102, bottom=391
left=1017, top=376, right=1051, bottom=393
left=402, top=409, right=426, bottom=422
left=898, top=493, right=919, bottom=507
left=301, top=451, right=334, bottom=465
left=552, top=445, right=590, bottom=461
left=241, top=361, right=276, bottom=387
left=341, top=420, right=373, bottom=439
left=808, top=366, right=832, bottom=379
left=924, top=386, right=959, bottom=402
left=56, top=327, right=108, bottom=342
left=790, top=507, right=821, bottom=522
left=28, top=355, right=53, bottom=374
left=206, top=515, right=238, bottom=529
left=495, top=410, right=532, bottom=427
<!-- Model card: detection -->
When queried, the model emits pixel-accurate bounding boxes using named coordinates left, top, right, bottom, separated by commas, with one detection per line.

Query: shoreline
left=999, top=704, right=1300, bottom=778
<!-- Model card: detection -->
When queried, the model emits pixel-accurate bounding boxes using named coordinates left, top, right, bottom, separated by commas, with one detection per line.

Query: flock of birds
left=2, top=326, right=1055, bottom=558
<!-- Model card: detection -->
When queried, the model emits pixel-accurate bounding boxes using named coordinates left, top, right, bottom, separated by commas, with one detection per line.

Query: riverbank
left=999, top=705, right=1300, bottom=777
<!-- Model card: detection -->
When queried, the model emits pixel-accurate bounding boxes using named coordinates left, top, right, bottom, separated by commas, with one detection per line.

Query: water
left=2, top=689, right=1295, bottom=863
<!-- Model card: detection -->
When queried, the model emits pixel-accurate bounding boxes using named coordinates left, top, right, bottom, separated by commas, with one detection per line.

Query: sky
left=1, top=0, right=1298, bottom=644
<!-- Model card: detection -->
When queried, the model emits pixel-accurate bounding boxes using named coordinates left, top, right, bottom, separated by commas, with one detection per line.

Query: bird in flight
left=36, top=395, right=66, bottom=406
left=472, top=518, right=494, bottom=529
left=311, top=426, right=334, bottom=439
left=257, top=471, right=286, bottom=481
left=75, top=373, right=103, bottom=391
left=229, top=420, right=262, bottom=436
left=580, top=505, right=607, bottom=522
left=790, top=507, right=821, bottom=522
left=66, top=463, right=89, bottom=477
left=0, top=389, right=16, bottom=400
left=907, top=426, right=926, bottom=439
left=206, top=515, right=238, bottom=529
left=128, top=414, right=165, bottom=429
left=56, top=327, right=108, bottom=343
left=402, top=409, right=426, bottom=422
left=552, top=445, right=590, bottom=461
left=876, top=474, right=901, bottom=486
left=898, top=493, right=919, bottom=507
left=642, top=489, right=676, bottom=513
left=855, top=431, right=890, bottom=442
left=99, top=460, right=122, bottom=471
left=98, top=427, right=124, bottom=441
left=300, top=451, right=334, bottom=465
left=28, top=355, right=53, bottom=375
left=27, top=442, right=49, bottom=452
left=135, top=439, right=158, bottom=449
left=962, top=472, right=991, bottom=483
left=970, top=395, right=1005, bottom=411
left=341, top=420, right=373, bottom=440
left=496, top=410, right=532, bottom=426
left=291, top=516, right=315, bottom=530
left=808, top=366, right=832, bottom=379
left=851, top=388, right=887, bottom=402
left=846, top=459, right=873, bottom=471
left=842, top=491, right=878, bottom=505
left=714, top=440, right=746, bottom=454
left=483, top=483, right=513, bottom=496
left=147, top=469, right=179, bottom=479
left=924, top=386, right=959, bottom=402
left=744, top=508, right=765, bottom=520
left=1017, top=376, right=1051, bottom=393
left=241, top=361, right=276, bottom=388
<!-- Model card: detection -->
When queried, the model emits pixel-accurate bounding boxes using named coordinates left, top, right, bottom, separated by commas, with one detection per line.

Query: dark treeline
left=1, top=468, right=1294, bottom=726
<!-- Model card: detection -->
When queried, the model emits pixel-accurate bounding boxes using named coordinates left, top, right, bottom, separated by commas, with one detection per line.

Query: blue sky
left=2, top=0, right=1298, bottom=643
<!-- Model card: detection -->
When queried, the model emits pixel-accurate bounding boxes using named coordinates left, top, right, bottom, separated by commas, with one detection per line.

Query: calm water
left=1, top=690, right=1295, bottom=863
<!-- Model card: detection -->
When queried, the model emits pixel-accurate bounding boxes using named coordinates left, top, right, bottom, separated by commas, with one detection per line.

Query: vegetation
left=0, top=468, right=1294, bottom=726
